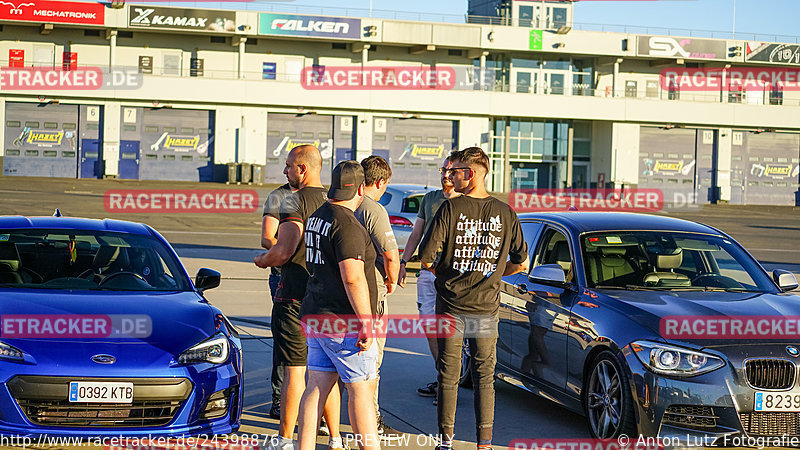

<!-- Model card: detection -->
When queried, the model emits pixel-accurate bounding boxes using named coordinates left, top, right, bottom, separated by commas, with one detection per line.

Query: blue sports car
left=0, top=215, right=242, bottom=437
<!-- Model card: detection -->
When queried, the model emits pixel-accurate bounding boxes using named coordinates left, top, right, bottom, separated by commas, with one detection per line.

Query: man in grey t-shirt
left=354, top=156, right=402, bottom=438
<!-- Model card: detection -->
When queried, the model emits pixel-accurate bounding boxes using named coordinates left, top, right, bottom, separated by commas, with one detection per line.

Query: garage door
left=3, top=103, right=79, bottom=178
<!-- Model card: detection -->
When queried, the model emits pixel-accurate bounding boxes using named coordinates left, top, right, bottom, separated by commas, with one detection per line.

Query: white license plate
left=754, top=392, right=800, bottom=412
left=68, top=382, right=133, bottom=403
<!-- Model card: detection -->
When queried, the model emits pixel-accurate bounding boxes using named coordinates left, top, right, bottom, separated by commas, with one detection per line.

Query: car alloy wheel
left=584, top=351, right=635, bottom=438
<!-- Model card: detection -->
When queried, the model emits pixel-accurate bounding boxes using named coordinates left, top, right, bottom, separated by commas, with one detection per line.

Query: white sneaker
left=265, top=436, right=295, bottom=450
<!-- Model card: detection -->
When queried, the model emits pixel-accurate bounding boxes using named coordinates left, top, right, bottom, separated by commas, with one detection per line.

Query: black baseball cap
left=328, top=160, right=364, bottom=201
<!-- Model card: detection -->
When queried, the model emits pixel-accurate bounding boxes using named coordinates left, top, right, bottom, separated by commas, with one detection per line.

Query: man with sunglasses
left=398, top=156, right=460, bottom=403
left=418, top=147, right=528, bottom=450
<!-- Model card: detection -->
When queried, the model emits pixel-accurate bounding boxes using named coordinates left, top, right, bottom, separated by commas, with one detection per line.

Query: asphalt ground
left=0, top=176, right=799, bottom=449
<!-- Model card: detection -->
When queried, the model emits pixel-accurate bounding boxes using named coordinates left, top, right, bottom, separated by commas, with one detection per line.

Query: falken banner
left=258, top=13, right=361, bottom=40
left=129, top=6, right=235, bottom=32
left=746, top=42, right=800, bottom=65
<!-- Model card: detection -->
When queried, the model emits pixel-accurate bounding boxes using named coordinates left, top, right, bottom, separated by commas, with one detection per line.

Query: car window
left=378, top=192, right=392, bottom=206
left=521, top=221, right=544, bottom=266
left=0, top=229, right=190, bottom=291
left=402, top=194, right=424, bottom=214
left=533, top=228, right=574, bottom=282
left=581, top=231, right=776, bottom=292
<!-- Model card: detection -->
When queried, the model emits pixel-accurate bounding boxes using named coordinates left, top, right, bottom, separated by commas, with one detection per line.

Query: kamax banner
left=129, top=6, right=235, bottom=32
left=637, top=35, right=728, bottom=60
left=746, top=42, right=800, bottom=65
left=258, top=13, right=361, bottom=40
left=0, top=0, right=104, bottom=25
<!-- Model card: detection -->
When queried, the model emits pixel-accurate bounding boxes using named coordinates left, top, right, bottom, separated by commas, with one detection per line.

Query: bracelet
left=399, top=260, right=407, bottom=266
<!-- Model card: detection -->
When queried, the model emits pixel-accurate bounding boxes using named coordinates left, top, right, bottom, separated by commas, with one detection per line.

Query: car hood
left=594, top=289, right=800, bottom=348
left=0, top=289, right=216, bottom=364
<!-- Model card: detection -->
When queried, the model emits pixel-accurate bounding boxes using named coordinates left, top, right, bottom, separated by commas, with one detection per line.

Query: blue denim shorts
left=307, top=334, right=378, bottom=383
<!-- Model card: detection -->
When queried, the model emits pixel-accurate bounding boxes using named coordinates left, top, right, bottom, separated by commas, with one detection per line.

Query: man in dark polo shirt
left=297, top=161, right=380, bottom=450
left=261, top=182, right=294, bottom=419
left=254, top=145, right=344, bottom=450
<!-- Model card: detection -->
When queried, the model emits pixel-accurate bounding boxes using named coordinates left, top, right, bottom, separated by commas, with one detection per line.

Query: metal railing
left=142, top=2, right=800, bottom=44
left=4, top=62, right=800, bottom=107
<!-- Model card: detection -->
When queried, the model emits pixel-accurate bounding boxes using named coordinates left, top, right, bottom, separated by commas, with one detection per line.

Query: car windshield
left=0, top=229, right=191, bottom=291
left=581, top=231, right=776, bottom=292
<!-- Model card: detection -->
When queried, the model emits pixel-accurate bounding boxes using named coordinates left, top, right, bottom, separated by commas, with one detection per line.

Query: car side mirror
left=195, top=268, right=221, bottom=292
left=529, top=264, right=569, bottom=288
left=773, top=269, right=799, bottom=292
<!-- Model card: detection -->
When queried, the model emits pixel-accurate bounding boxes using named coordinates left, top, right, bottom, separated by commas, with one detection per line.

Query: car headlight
left=178, top=333, right=229, bottom=365
left=632, top=341, right=724, bottom=376
left=0, top=341, right=23, bottom=362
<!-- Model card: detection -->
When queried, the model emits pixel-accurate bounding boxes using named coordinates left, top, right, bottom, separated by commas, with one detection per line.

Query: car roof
left=386, top=184, right=437, bottom=195
left=517, top=212, right=721, bottom=236
left=0, top=216, right=154, bottom=235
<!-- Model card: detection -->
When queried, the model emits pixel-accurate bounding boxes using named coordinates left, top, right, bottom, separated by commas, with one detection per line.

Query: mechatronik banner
left=746, top=42, right=800, bottom=65
left=637, top=35, right=727, bottom=60
left=259, top=13, right=361, bottom=40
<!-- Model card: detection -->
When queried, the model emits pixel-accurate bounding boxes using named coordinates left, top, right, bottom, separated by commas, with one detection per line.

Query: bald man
left=255, top=145, right=345, bottom=450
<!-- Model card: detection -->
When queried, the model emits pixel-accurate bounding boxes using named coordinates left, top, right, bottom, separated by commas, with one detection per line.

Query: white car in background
left=378, top=184, right=436, bottom=257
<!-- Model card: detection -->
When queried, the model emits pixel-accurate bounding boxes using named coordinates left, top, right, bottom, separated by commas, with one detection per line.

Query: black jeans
left=436, top=310, right=498, bottom=442
left=269, top=273, right=283, bottom=403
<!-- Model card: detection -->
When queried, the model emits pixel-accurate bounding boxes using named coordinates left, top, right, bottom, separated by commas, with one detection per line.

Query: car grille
left=15, top=399, right=182, bottom=427
left=740, top=412, right=800, bottom=437
left=745, top=359, right=796, bottom=390
left=663, top=405, right=717, bottom=429
left=8, top=376, right=191, bottom=428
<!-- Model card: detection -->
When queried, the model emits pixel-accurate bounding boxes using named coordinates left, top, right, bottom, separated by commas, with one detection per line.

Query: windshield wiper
left=594, top=285, right=667, bottom=291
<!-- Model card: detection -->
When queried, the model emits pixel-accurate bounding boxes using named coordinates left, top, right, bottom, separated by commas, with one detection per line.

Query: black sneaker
left=269, top=402, right=280, bottom=419
left=377, top=416, right=403, bottom=441
left=318, top=416, right=330, bottom=436
left=417, top=381, right=437, bottom=397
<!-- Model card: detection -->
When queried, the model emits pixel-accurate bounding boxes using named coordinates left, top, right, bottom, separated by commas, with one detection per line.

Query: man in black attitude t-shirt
left=254, top=145, right=344, bottom=450
left=418, top=147, right=528, bottom=450
left=297, top=161, right=380, bottom=450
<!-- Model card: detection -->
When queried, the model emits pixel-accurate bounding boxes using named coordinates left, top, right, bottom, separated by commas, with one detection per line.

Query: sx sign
left=648, top=37, right=691, bottom=58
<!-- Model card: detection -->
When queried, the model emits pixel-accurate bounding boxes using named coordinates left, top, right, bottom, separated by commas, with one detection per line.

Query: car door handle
left=517, top=283, right=528, bottom=294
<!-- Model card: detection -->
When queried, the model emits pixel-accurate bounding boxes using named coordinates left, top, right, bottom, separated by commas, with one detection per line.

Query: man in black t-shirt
left=254, top=145, right=344, bottom=450
left=261, top=182, right=294, bottom=419
left=297, top=161, right=380, bottom=450
left=419, top=147, right=528, bottom=450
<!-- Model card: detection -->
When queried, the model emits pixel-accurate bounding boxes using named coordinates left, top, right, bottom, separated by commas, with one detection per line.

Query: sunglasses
left=439, top=167, right=472, bottom=176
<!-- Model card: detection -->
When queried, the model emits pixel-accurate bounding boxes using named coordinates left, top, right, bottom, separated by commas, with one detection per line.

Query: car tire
left=583, top=350, right=636, bottom=439
left=458, top=339, right=474, bottom=389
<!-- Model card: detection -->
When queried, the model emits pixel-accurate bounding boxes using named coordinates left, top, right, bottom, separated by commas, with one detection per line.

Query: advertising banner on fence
left=637, top=35, right=727, bottom=60
left=746, top=42, right=800, bottom=65
left=129, top=6, right=235, bottom=32
left=259, top=13, right=362, bottom=40
left=0, top=0, right=104, bottom=25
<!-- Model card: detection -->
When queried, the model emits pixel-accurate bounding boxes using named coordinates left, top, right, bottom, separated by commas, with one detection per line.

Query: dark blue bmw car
left=0, top=215, right=242, bottom=437
left=480, top=212, right=800, bottom=443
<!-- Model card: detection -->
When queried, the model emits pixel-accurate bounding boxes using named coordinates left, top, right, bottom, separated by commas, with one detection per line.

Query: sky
left=205, top=0, right=798, bottom=42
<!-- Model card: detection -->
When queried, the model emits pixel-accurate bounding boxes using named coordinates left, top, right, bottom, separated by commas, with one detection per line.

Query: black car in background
left=484, top=212, right=800, bottom=442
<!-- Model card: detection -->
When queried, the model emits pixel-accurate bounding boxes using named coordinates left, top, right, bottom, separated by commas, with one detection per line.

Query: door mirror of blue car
left=529, top=263, right=569, bottom=288
left=195, top=268, right=221, bottom=292
left=773, top=269, right=799, bottom=292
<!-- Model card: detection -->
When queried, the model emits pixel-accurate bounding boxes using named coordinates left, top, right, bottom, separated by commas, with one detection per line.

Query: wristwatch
left=399, top=260, right=407, bottom=266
